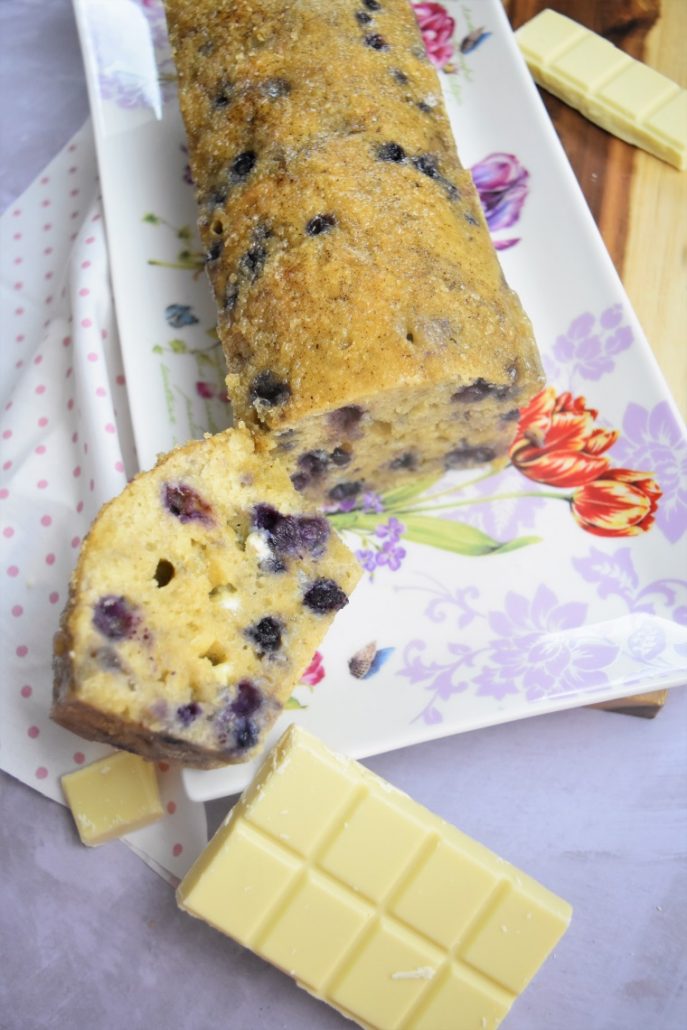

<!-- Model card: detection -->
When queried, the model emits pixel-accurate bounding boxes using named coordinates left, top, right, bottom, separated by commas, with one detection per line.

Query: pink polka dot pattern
left=0, top=127, right=202, bottom=878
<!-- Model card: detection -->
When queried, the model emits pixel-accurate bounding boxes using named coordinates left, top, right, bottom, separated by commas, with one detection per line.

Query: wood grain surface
left=505, top=0, right=687, bottom=420
left=504, top=0, right=686, bottom=716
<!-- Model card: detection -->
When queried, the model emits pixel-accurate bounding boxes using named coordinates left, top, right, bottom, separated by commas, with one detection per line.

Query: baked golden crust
left=165, top=0, right=544, bottom=504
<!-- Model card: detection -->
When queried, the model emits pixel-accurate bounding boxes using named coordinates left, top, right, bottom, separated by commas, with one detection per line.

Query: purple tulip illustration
left=470, top=152, right=530, bottom=250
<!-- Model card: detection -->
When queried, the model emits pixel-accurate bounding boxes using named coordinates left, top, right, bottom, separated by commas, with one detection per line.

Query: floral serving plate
left=72, top=0, right=687, bottom=802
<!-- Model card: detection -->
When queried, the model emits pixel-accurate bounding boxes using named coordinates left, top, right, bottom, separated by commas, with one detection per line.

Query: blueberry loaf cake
left=164, top=0, right=545, bottom=505
left=52, top=427, right=361, bottom=768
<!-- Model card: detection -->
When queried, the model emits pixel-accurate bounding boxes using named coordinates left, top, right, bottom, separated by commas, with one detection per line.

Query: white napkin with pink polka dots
left=0, top=122, right=208, bottom=883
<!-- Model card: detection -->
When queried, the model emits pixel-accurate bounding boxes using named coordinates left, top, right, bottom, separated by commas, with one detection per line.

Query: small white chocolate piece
left=177, top=726, right=572, bottom=1029
left=61, top=751, right=164, bottom=846
left=516, top=9, right=687, bottom=170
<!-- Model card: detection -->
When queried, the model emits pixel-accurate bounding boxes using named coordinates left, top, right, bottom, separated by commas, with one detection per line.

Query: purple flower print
left=94, top=0, right=176, bottom=111
left=611, top=401, right=687, bottom=543
left=573, top=547, right=639, bottom=606
left=362, top=492, right=384, bottom=514
left=356, top=549, right=378, bottom=574
left=551, top=306, right=633, bottom=382
left=473, top=585, right=619, bottom=701
left=627, top=622, right=666, bottom=662
left=573, top=546, right=687, bottom=630
left=376, top=540, right=407, bottom=571
left=400, top=583, right=619, bottom=724
left=470, top=153, right=529, bottom=250
left=375, top=517, right=405, bottom=542
left=356, top=517, right=407, bottom=575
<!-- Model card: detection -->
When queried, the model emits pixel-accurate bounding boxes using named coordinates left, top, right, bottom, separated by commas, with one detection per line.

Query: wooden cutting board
left=504, top=0, right=687, bottom=716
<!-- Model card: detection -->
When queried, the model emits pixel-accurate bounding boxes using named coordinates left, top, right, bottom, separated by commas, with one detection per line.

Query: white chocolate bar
left=177, top=725, right=572, bottom=1029
left=516, top=9, right=687, bottom=170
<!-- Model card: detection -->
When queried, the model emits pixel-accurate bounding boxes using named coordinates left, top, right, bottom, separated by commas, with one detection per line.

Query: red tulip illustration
left=571, top=469, right=662, bottom=537
left=510, top=387, right=618, bottom=488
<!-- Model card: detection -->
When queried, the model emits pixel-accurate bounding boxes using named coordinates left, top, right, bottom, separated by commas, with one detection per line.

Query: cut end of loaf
left=51, top=426, right=361, bottom=768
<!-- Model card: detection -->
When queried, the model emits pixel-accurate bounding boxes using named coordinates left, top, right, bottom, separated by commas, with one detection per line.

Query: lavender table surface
left=1, top=3, right=686, bottom=1029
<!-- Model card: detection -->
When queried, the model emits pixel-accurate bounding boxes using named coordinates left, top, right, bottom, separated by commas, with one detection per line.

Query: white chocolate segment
left=516, top=9, right=687, bottom=170
left=61, top=751, right=163, bottom=846
left=177, top=726, right=572, bottom=1029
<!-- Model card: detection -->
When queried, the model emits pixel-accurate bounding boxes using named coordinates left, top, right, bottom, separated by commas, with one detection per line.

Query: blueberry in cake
left=52, top=427, right=361, bottom=768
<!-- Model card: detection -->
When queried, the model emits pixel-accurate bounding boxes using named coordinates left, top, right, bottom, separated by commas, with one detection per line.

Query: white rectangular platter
left=72, top=0, right=687, bottom=801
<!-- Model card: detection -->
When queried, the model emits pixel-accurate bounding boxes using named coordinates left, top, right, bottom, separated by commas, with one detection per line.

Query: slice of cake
left=52, top=426, right=361, bottom=768
left=164, top=0, right=545, bottom=505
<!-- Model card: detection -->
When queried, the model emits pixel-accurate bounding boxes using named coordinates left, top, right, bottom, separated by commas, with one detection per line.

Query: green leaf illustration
left=142, top=212, right=160, bottom=224
left=400, top=515, right=540, bottom=557
left=328, top=511, right=385, bottom=533
left=169, top=338, right=187, bottom=354
left=152, top=344, right=164, bottom=355
left=381, top=475, right=442, bottom=511
left=285, top=695, right=308, bottom=710
left=491, top=535, right=542, bottom=554
left=177, top=225, right=192, bottom=241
